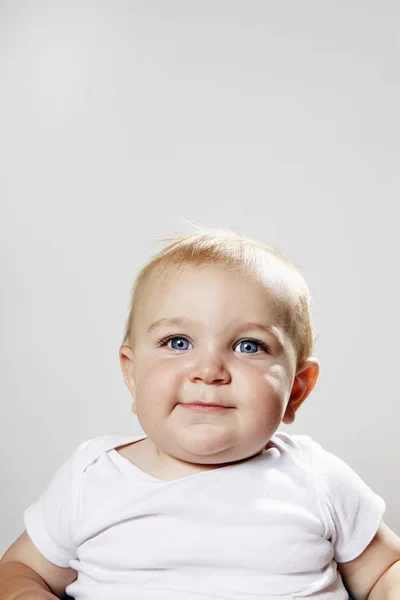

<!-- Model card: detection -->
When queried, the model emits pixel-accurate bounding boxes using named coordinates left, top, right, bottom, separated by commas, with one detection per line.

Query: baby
left=1, top=229, right=400, bottom=600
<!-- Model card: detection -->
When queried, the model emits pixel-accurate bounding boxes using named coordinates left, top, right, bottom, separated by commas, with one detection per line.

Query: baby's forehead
left=141, top=261, right=299, bottom=318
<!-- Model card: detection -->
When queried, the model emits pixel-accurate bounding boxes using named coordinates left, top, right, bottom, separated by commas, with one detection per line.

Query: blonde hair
left=122, top=229, right=315, bottom=367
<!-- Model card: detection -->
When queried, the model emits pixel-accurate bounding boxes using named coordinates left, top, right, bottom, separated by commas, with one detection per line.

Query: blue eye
left=165, top=336, right=192, bottom=351
left=234, top=339, right=265, bottom=354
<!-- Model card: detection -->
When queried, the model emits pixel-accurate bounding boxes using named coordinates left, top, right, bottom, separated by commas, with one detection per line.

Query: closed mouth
left=180, top=402, right=233, bottom=411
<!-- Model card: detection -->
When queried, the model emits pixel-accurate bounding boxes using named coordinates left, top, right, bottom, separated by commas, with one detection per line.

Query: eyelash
left=157, top=334, right=271, bottom=354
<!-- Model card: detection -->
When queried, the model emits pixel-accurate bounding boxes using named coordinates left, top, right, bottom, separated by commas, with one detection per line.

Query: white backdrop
left=1, top=1, right=399, bottom=554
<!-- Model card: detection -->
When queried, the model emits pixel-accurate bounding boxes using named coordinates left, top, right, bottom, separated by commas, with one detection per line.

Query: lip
left=180, top=403, right=232, bottom=412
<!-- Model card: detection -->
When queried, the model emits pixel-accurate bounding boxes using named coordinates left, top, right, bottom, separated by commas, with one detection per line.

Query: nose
left=189, top=350, right=231, bottom=385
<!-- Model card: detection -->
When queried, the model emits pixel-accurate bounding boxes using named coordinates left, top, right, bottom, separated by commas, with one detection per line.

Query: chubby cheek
left=238, top=365, right=290, bottom=419
left=134, top=357, right=183, bottom=411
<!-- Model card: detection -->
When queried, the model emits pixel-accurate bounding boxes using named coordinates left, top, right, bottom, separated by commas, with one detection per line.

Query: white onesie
left=24, top=432, right=385, bottom=600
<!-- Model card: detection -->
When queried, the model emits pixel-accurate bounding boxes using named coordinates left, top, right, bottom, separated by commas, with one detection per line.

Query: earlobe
left=282, top=358, right=320, bottom=425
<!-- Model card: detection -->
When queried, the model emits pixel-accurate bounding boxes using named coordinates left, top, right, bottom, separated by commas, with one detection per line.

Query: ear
left=119, top=345, right=137, bottom=414
left=282, top=358, right=320, bottom=424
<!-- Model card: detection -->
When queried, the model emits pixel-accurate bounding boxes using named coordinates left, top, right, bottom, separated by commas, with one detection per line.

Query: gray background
left=1, top=1, right=399, bottom=554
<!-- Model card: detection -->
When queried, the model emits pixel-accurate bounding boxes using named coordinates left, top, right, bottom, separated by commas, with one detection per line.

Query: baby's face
left=123, top=264, right=301, bottom=466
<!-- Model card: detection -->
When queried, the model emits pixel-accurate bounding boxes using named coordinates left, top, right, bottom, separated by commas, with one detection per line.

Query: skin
left=119, top=264, right=319, bottom=478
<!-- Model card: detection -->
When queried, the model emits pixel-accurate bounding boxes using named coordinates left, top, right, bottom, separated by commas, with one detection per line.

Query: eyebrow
left=147, top=317, right=194, bottom=333
left=147, top=317, right=284, bottom=345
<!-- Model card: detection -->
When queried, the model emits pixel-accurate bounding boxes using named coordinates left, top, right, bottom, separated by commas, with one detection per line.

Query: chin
left=174, top=429, right=235, bottom=461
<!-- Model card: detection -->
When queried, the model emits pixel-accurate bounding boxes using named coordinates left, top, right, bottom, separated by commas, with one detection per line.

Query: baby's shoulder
left=270, top=431, right=360, bottom=485
left=71, top=433, right=139, bottom=473
left=269, top=431, right=329, bottom=471
left=271, top=430, right=320, bottom=454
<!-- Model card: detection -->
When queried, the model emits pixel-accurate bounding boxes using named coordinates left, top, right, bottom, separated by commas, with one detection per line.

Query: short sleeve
left=24, top=441, right=90, bottom=567
left=293, top=435, right=385, bottom=563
